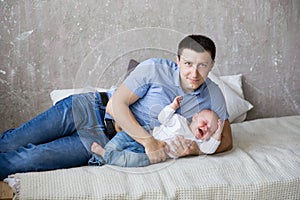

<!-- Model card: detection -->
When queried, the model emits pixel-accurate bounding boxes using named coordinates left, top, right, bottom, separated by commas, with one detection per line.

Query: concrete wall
left=0, top=0, right=299, bottom=132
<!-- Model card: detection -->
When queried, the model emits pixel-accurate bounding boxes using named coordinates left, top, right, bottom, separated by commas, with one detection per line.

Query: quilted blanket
left=8, top=115, right=300, bottom=199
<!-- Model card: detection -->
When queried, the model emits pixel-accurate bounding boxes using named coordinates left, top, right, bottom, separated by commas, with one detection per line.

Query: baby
left=152, top=95, right=223, bottom=158
left=89, top=96, right=224, bottom=167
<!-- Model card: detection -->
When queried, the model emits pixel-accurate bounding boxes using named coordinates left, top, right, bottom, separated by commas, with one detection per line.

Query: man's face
left=177, top=48, right=214, bottom=93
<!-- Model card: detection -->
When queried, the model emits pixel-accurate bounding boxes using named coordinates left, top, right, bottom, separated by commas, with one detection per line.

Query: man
left=106, top=34, right=232, bottom=164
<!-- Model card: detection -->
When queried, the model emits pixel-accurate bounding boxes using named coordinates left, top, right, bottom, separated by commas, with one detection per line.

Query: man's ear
left=209, top=60, right=215, bottom=71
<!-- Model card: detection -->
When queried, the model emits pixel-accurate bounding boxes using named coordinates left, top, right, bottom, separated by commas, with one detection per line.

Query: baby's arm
left=199, top=138, right=220, bottom=154
left=169, top=96, right=182, bottom=110
left=158, top=96, right=182, bottom=125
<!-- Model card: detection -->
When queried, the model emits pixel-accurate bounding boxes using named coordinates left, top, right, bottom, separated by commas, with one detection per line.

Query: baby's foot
left=91, top=142, right=106, bottom=157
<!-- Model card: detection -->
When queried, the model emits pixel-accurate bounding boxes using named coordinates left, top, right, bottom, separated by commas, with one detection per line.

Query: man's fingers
left=168, top=136, right=191, bottom=157
left=147, top=148, right=168, bottom=164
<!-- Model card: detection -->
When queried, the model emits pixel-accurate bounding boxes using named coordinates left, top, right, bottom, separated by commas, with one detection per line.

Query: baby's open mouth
left=196, top=128, right=204, bottom=139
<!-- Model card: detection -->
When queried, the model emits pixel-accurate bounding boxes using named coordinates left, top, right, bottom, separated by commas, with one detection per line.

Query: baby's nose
left=202, top=126, right=208, bottom=132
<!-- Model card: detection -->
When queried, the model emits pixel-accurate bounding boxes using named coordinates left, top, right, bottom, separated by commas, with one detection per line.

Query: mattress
left=7, top=115, right=300, bottom=199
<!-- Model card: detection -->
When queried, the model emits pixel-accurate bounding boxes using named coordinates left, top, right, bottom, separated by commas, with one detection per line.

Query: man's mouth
left=189, top=79, right=200, bottom=83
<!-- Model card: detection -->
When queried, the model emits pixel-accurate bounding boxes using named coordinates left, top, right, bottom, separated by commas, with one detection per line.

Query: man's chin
left=188, top=84, right=201, bottom=91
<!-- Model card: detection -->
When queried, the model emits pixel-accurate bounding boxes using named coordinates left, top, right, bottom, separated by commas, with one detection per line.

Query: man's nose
left=191, top=66, right=199, bottom=77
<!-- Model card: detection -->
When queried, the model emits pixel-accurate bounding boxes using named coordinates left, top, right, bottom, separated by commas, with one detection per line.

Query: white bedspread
left=8, top=115, right=300, bottom=199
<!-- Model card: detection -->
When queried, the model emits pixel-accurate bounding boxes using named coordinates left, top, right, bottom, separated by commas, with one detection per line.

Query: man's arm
left=106, top=84, right=169, bottom=163
left=215, top=119, right=233, bottom=153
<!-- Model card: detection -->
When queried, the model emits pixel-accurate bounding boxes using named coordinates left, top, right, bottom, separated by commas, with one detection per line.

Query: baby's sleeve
left=199, top=137, right=221, bottom=154
left=158, top=105, right=176, bottom=126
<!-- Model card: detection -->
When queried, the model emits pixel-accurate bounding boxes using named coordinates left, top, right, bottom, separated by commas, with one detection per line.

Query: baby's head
left=189, top=109, right=219, bottom=140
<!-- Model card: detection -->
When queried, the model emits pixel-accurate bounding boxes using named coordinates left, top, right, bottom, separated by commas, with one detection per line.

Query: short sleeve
left=123, top=59, right=156, bottom=98
left=205, top=78, right=229, bottom=120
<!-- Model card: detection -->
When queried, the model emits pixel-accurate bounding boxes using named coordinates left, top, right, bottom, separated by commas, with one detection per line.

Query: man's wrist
left=139, top=135, right=156, bottom=149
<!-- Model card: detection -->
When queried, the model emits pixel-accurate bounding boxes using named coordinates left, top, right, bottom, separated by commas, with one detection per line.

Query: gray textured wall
left=0, top=0, right=299, bottom=132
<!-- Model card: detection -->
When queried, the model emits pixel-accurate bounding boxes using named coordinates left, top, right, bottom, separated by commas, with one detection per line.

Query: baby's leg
left=91, top=142, right=105, bottom=157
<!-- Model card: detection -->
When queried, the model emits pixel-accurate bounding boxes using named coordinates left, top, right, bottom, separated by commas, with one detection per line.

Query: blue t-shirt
left=123, top=58, right=228, bottom=128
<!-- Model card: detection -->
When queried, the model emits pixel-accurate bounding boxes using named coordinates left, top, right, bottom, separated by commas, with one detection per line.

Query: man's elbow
left=215, top=137, right=233, bottom=154
left=225, top=142, right=233, bottom=151
left=221, top=120, right=233, bottom=152
left=221, top=136, right=233, bottom=152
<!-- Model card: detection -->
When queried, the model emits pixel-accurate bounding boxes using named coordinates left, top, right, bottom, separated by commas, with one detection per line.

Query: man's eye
left=199, top=63, right=207, bottom=68
left=185, top=62, right=192, bottom=66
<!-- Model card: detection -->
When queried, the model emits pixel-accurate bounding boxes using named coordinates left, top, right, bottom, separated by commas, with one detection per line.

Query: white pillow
left=50, top=74, right=253, bottom=123
left=208, top=73, right=253, bottom=123
left=219, top=74, right=247, bottom=123
left=50, top=87, right=108, bottom=105
left=220, top=74, right=244, bottom=98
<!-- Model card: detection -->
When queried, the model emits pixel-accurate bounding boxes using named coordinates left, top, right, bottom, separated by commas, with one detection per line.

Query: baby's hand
left=170, top=96, right=182, bottom=110
left=212, top=119, right=224, bottom=141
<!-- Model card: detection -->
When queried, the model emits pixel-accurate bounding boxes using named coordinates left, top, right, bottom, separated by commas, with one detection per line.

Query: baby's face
left=190, top=110, right=218, bottom=140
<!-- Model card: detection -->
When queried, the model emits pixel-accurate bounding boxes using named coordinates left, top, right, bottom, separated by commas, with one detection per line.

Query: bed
left=4, top=115, right=300, bottom=199
left=2, top=62, right=300, bottom=199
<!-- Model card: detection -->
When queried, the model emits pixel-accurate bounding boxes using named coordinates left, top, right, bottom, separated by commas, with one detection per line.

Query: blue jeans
left=88, top=130, right=150, bottom=167
left=0, top=92, right=109, bottom=180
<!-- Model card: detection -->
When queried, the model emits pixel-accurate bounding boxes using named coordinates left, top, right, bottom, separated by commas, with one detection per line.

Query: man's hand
left=144, top=137, right=170, bottom=164
left=169, top=135, right=201, bottom=157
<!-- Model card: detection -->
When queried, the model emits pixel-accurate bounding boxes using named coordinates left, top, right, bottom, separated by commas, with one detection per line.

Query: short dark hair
left=177, top=35, right=216, bottom=61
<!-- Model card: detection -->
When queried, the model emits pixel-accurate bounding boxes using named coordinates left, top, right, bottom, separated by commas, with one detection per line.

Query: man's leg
left=0, top=92, right=108, bottom=180
left=0, top=92, right=109, bottom=153
left=0, top=132, right=90, bottom=180
left=0, top=95, right=75, bottom=152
